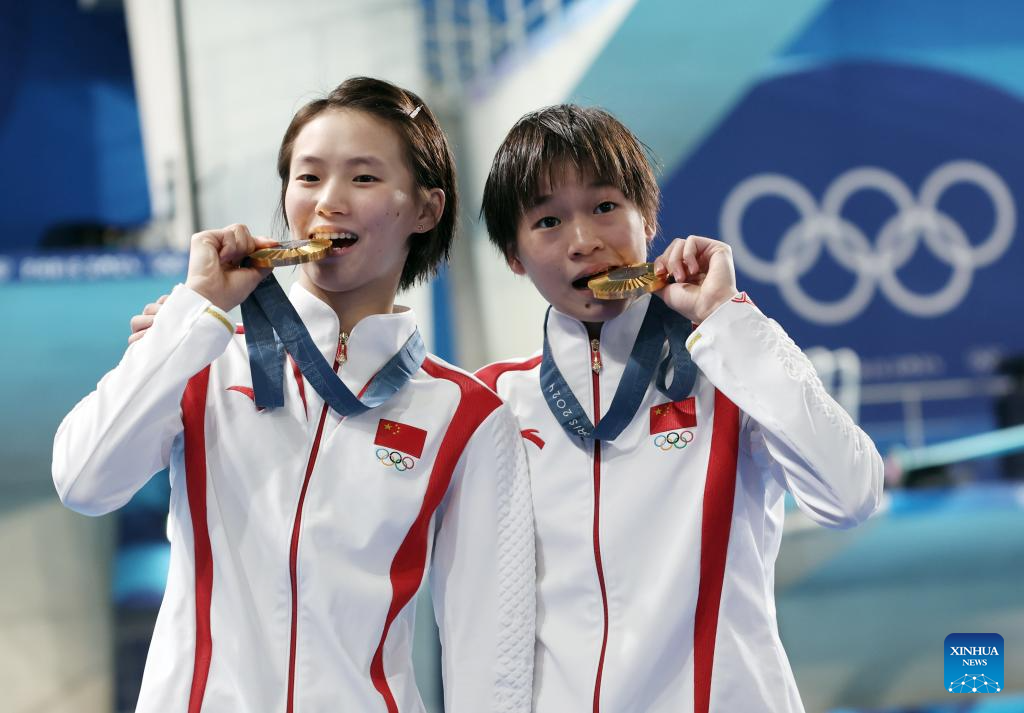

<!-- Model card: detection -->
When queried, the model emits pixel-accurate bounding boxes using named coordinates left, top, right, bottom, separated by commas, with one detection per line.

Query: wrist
left=185, top=277, right=233, bottom=312
left=696, top=290, right=736, bottom=323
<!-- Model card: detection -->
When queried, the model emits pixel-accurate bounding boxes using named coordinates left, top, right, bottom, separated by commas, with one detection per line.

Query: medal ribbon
left=540, top=297, right=696, bottom=443
left=240, top=274, right=425, bottom=416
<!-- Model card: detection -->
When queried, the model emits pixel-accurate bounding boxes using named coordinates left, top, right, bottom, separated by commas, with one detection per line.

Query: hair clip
left=408, top=105, right=422, bottom=119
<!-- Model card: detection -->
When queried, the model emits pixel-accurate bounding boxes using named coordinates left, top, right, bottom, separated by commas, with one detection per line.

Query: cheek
left=284, top=189, right=311, bottom=228
left=618, top=219, right=649, bottom=260
left=366, top=192, right=408, bottom=227
left=529, top=257, right=564, bottom=289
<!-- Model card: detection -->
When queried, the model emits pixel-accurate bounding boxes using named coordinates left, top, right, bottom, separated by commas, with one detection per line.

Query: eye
left=595, top=201, right=616, bottom=214
left=353, top=175, right=379, bottom=183
left=535, top=216, right=560, bottom=229
left=296, top=174, right=319, bottom=183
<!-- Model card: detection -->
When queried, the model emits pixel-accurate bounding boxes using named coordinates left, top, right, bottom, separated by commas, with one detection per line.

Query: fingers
left=127, top=293, right=169, bottom=344
left=191, top=224, right=260, bottom=264
left=129, top=314, right=155, bottom=335
left=186, top=224, right=276, bottom=311
left=218, top=224, right=255, bottom=263
left=142, top=295, right=169, bottom=316
left=657, top=235, right=732, bottom=282
left=682, top=235, right=700, bottom=276
left=657, top=237, right=690, bottom=282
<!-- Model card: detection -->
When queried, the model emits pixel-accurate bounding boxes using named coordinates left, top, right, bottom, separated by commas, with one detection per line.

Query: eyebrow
left=525, top=179, right=617, bottom=211
left=292, top=154, right=384, bottom=167
left=526, top=193, right=553, bottom=211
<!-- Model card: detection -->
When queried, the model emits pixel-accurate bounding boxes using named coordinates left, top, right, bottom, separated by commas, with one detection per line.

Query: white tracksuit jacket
left=53, top=283, right=535, bottom=713
left=476, top=293, right=883, bottom=713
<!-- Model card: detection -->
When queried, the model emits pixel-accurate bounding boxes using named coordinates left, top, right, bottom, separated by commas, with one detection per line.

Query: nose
left=568, top=220, right=602, bottom=258
left=315, top=179, right=350, bottom=217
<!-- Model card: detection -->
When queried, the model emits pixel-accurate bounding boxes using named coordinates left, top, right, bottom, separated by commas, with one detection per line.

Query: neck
left=299, top=274, right=399, bottom=334
left=584, top=321, right=603, bottom=339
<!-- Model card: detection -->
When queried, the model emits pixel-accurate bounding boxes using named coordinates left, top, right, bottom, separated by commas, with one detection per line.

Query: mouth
left=571, top=266, right=616, bottom=290
left=310, top=227, right=359, bottom=252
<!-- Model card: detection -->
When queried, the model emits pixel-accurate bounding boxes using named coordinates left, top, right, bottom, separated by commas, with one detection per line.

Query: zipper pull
left=336, top=331, right=349, bottom=368
left=590, top=338, right=602, bottom=374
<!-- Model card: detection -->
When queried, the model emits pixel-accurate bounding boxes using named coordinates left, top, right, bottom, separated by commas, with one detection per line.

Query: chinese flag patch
left=374, top=419, right=427, bottom=458
left=650, top=397, right=697, bottom=434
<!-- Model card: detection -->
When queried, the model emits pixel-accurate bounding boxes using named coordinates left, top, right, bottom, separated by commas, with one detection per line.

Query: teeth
left=311, top=231, right=357, bottom=242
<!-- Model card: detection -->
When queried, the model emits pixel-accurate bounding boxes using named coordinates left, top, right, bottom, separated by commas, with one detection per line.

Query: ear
left=414, top=188, right=445, bottom=233
left=643, top=217, right=656, bottom=243
left=507, top=251, right=527, bottom=276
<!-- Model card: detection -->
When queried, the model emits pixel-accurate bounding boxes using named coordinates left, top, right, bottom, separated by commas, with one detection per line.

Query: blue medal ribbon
left=239, top=274, right=425, bottom=416
left=539, top=297, right=696, bottom=444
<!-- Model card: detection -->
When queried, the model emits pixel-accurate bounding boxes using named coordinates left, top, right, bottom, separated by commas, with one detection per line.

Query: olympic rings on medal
left=719, top=161, right=1016, bottom=324
left=653, top=430, right=694, bottom=451
left=376, top=448, right=416, bottom=472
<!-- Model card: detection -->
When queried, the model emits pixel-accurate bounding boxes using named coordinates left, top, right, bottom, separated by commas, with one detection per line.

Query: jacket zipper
left=336, top=330, right=349, bottom=368
left=590, top=336, right=609, bottom=713
left=286, top=334, right=346, bottom=713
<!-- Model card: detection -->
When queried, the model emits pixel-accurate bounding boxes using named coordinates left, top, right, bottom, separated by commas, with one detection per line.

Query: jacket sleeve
left=429, top=402, right=536, bottom=713
left=686, top=295, right=883, bottom=528
left=52, top=285, right=234, bottom=516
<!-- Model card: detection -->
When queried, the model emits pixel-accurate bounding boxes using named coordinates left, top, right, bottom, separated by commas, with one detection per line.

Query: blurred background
left=2, top=0, right=1023, bottom=711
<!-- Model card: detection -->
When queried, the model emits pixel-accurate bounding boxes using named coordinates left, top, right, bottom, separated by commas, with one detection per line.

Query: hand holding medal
left=184, top=224, right=282, bottom=312
left=184, top=225, right=343, bottom=312
left=588, top=236, right=737, bottom=323
left=650, top=235, right=738, bottom=323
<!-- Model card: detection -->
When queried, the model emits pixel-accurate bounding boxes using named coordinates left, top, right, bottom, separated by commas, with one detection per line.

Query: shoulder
left=474, top=353, right=543, bottom=391
left=422, top=354, right=504, bottom=415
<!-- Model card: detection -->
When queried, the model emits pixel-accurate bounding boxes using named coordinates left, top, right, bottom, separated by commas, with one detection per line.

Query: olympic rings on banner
left=376, top=447, right=416, bottom=472
left=719, top=161, right=1016, bottom=323
left=653, top=430, right=694, bottom=451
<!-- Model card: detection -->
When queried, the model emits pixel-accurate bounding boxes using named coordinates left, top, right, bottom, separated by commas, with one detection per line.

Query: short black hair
left=277, top=77, right=458, bottom=291
left=481, top=104, right=660, bottom=260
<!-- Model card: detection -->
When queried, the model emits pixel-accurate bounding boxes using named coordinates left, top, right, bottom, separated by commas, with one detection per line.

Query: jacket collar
left=288, top=281, right=419, bottom=396
left=546, top=294, right=653, bottom=422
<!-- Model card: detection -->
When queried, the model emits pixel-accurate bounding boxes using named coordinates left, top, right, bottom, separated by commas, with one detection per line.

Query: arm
left=52, top=285, right=235, bottom=515
left=429, top=404, right=536, bottom=713
left=53, top=224, right=271, bottom=516
left=654, top=235, right=882, bottom=528
left=687, top=296, right=883, bottom=528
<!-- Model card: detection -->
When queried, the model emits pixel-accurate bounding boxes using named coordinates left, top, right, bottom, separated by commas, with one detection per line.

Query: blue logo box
left=945, top=633, right=1003, bottom=693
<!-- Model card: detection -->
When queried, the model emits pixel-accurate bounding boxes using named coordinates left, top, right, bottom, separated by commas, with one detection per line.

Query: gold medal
left=588, top=262, right=670, bottom=300
left=243, top=238, right=332, bottom=268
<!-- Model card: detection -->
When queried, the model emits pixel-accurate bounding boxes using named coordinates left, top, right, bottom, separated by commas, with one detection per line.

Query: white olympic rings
left=653, top=430, right=694, bottom=451
left=376, top=447, right=415, bottom=472
left=720, top=161, right=1016, bottom=323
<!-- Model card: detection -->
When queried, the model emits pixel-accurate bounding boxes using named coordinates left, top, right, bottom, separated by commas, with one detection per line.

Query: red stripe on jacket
left=369, top=358, right=503, bottom=712
left=693, top=390, right=740, bottom=713
left=475, top=355, right=542, bottom=391
left=182, top=366, right=213, bottom=713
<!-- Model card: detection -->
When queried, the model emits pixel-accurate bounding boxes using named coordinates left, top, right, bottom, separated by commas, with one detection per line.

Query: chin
left=303, top=262, right=356, bottom=293
left=561, top=293, right=631, bottom=323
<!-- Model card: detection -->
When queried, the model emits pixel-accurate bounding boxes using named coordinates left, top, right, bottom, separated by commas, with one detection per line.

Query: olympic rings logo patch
left=376, top=448, right=415, bottom=472
left=719, top=161, right=1016, bottom=324
left=653, top=430, right=694, bottom=451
